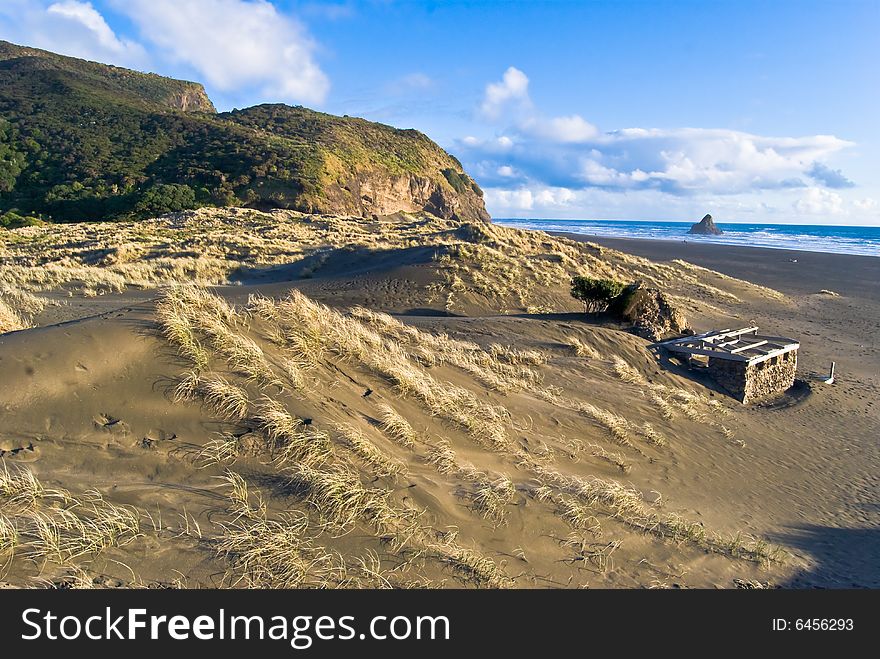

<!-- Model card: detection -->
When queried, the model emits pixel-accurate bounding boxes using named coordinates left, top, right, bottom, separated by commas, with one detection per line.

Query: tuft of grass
left=471, top=476, right=516, bottom=523
left=253, top=397, right=332, bottom=467
left=429, top=539, right=510, bottom=588
left=175, top=372, right=251, bottom=420
left=576, top=403, right=635, bottom=448
left=612, top=356, right=647, bottom=385
left=285, top=463, right=401, bottom=534
left=0, top=298, right=29, bottom=334
left=585, top=443, right=632, bottom=473
left=425, top=440, right=460, bottom=475
left=639, top=423, right=667, bottom=447
left=215, top=472, right=341, bottom=588
left=567, top=335, right=600, bottom=359
left=377, top=403, right=418, bottom=448
left=334, top=423, right=404, bottom=479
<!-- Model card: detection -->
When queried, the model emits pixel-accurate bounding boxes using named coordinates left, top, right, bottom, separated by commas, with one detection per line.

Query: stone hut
left=656, top=327, right=799, bottom=403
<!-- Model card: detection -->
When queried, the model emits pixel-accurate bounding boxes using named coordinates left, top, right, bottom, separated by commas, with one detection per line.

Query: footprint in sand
left=139, top=429, right=177, bottom=449
left=94, top=413, right=130, bottom=436
left=0, top=440, right=38, bottom=462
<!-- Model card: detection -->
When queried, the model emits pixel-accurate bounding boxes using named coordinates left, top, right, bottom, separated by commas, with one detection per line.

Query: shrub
left=441, top=168, right=470, bottom=195
left=0, top=211, right=44, bottom=229
left=570, top=276, right=627, bottom=313
left=133, top=184, right=197, bottom=217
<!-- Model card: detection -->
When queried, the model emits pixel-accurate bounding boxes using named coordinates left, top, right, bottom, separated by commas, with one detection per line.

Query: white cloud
left=461, top=68, right=858, bottom=215
left=0, top=0, right=147, bottom=67
left=484, top=187, right=535, bottom=211
left=113, top=0, right=329, bottom=104
left=793, top=187, right=844, bottom=215
left=47, top=1, right=129, bottom=53
left=480, top=66, right=530, bottom=119
left=485, top=186, right=577, bottom=213
left=854, top=197, right=878, bottom=211
left=522, top=114, right=598, bottom=143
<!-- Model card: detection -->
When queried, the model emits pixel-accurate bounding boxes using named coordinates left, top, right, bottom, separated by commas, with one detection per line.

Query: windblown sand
left=0, top=211, right=876, bottom=588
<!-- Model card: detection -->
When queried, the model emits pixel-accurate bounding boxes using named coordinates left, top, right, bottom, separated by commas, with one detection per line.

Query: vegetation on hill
left=0, top=41, right=488, bottom=223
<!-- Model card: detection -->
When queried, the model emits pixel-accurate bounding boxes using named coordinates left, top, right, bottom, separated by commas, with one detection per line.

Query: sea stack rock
left=688, top=214, right=723, bottom=235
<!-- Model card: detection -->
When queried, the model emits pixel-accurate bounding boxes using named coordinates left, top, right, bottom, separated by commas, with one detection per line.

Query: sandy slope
left=1, top=213, right=876, bottom=588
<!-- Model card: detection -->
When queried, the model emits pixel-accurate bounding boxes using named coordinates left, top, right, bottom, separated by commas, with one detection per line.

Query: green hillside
left=0, top=41, right=488, bottom=223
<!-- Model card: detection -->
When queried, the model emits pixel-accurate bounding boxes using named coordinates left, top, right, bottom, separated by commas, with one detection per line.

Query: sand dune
left=1, top=210, right=876, bottom=588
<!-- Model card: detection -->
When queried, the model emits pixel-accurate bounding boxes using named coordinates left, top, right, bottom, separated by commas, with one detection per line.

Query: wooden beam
left=711, top=326, right=759, bottom=340
left=745, top=344, right=799, bottom=365
left=730, top=340, right=769, bottom=354
left=663, top=345, right=751, bottom=361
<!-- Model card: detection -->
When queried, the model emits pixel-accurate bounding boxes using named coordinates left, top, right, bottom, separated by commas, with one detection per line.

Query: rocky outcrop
left=613, top=281, right=689, bottom=341
left=688, top=214, right=723, bottom=235
left=319, top=172, right=489, bottom=223
left=165, top=84, right=216, bottom=113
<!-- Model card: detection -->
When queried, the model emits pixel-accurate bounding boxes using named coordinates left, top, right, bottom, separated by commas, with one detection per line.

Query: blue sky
left=1, top=0, right=878, bottom=225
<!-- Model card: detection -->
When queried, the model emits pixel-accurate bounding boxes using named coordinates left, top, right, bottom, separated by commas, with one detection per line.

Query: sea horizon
left=494, top=218, right=880, bottom=258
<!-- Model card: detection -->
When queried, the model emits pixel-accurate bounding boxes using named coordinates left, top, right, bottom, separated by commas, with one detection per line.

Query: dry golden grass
left=377, top=403, right=418, bottom=448
left=0, top=298, right=28, bottom=334
left=425, top=440, right=460, bottom=475
left=254, top=397, right=333, bottom=467
left=215, top=472, right=342, bottom=588
left=334, top=423, right=405, bottom=478
left=567, top=335, right=600, bottom=359
left=576, top=402, right=636, bottom=448
left=284, top=462, right=410, bottom=538
left=585, top=443, right=632, bottom=473
left=0, top=463, right=141, bottom=566
left=471, top=475, right=516, bottom=523
left=612, top=356, right=646, bottom=385
left=174, top=372, right=251, bottom=420
left=526, top=460, right=786, bottom=566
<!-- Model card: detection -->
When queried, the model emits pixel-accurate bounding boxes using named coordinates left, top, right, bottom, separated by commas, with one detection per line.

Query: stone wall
left=707, top=350, right=797, bottom=403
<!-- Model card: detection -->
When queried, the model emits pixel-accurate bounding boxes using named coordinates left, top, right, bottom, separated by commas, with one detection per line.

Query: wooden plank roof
left=654, top=327, right=799, bottom=365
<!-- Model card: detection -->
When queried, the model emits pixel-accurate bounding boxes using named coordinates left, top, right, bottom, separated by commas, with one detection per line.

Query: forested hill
left=0, top=41, right=488, bottom=225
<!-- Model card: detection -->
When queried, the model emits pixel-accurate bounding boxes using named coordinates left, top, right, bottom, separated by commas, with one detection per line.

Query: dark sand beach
left=565, top=234, right=880, bottom=299
left=558, top=232, right=880, bottom=587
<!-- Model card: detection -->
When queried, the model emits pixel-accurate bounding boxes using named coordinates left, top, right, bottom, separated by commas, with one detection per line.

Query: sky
left=1, top=0, right=878, bottom=225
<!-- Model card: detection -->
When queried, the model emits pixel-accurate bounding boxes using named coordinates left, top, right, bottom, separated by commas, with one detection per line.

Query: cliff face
left=317, top=172, right=489, bottom=222
left=226, top=104, right=489, bottom=222
left=163, top=83, right=216, bottom=113
left=0, top=41, right=486, bottom=222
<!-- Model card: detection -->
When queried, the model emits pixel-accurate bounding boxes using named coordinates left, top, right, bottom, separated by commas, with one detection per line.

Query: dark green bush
left=441, top=168, right=470, bottom=194
left=132, top=184, right=197, bottom=217
left=570, top=276, right=627, bottom=312
left=0, top=210, right=44, bottom=229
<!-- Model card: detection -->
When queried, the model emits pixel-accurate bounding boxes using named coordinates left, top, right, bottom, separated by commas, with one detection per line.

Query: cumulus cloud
left=459, top=125, right=853, bottom=196
left=521, top=114, right=598, bottom=143
left=480, top=66, right=530, bottom=119
left=793, top=187, right=845, bottom=215
left=462, top=67, right=858, bottom=218
left=111, top=0, right=329, bottom=104
left=0, top=0, right=147, bottom=67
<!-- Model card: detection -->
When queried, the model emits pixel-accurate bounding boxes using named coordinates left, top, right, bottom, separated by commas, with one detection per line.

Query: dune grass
left=0, top=464, right=141, bottom=566
left=377, top=403, right=418, bottom=448
left=334, top=423, right=405, bottom=479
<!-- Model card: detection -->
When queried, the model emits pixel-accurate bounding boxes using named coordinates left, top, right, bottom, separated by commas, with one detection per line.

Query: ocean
left=494, top=218, right=880, bottom=258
